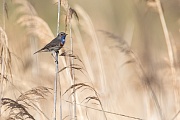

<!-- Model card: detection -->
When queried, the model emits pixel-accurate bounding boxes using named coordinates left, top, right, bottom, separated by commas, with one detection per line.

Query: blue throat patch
left=60, top=36, right=66, bottom=44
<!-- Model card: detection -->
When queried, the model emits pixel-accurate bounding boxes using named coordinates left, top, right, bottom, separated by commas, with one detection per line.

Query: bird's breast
left=60, top=42, right=64, bottom=46
left=60, top=39, right=65, bottom=46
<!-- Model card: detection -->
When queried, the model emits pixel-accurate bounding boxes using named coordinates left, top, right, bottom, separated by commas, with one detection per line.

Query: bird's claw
left=56, top=51, right=59, bottom=54
left=55, top=60, right=58, bottom=64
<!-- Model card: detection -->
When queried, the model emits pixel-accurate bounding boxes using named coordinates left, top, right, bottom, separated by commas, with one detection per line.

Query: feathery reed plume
left=0, top=27, right=11, bottom=116
left=29, top=87, right=52, bottom=119
left=17, top=15, right=54, bottom=42
left=1, top=98, right=35, bottom=120
left=13, top=0, right=38, bottom=16
left=63, top=83, right=107, bottom=120
left=14, top=0, right=54, bottom=75
left=17, top=86, right=52, bottom=120
left=16, top=86, right=52, bottom=102
left=72, top=20, right=95, bottom=83
left=17, top=14, right=53, bottom=72
left=154, top=0, right=178, bottom=119
left=67, top=7, right=79, bottom=120
left=74, top=5, right=107, bottom=94
left=100, top=30, right=163, bottom=119
left=1, top=86, right=51, bottom=120
left=0, top=1, right=6, bottom=114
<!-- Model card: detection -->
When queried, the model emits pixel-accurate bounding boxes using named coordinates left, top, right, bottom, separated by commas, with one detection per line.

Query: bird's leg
left=56, top=51, right=59, bottom=54
left=55, top=51, right=59, bottom=64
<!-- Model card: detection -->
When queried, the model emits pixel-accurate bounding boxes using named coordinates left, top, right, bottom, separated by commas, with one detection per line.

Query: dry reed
left=0, top=0, right=180, bottom=120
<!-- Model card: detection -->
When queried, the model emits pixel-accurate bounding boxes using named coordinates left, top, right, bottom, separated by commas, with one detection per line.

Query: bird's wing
left=44, top=38, right=60, bottom=48
left=34, top=37, right=60, bottom=54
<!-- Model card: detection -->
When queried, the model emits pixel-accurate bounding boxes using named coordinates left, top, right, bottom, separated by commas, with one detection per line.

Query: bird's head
left=58, top=32, right=67, bottom=38
left=57, top=32, right=68, bottom=44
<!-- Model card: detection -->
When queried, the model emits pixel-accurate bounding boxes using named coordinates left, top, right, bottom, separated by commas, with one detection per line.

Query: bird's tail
left=34, top=49, right=42, bottom=54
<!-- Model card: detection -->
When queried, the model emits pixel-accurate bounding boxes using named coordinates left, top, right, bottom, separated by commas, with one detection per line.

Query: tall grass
left=0, top=0, right=180, bottom=120
left=155, top=1, right=178, bottom=119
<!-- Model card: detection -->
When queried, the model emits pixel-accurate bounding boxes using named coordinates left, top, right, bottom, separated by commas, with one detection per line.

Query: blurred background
left=0, top=0, right=180, bottom=120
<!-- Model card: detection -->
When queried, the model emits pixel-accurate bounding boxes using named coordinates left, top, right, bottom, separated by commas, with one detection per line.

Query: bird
left=34, top=32, right=67, bottom=54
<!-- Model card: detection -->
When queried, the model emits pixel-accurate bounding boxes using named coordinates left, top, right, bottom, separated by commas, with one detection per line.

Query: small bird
left=34, top=32, right=67, bottom=54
